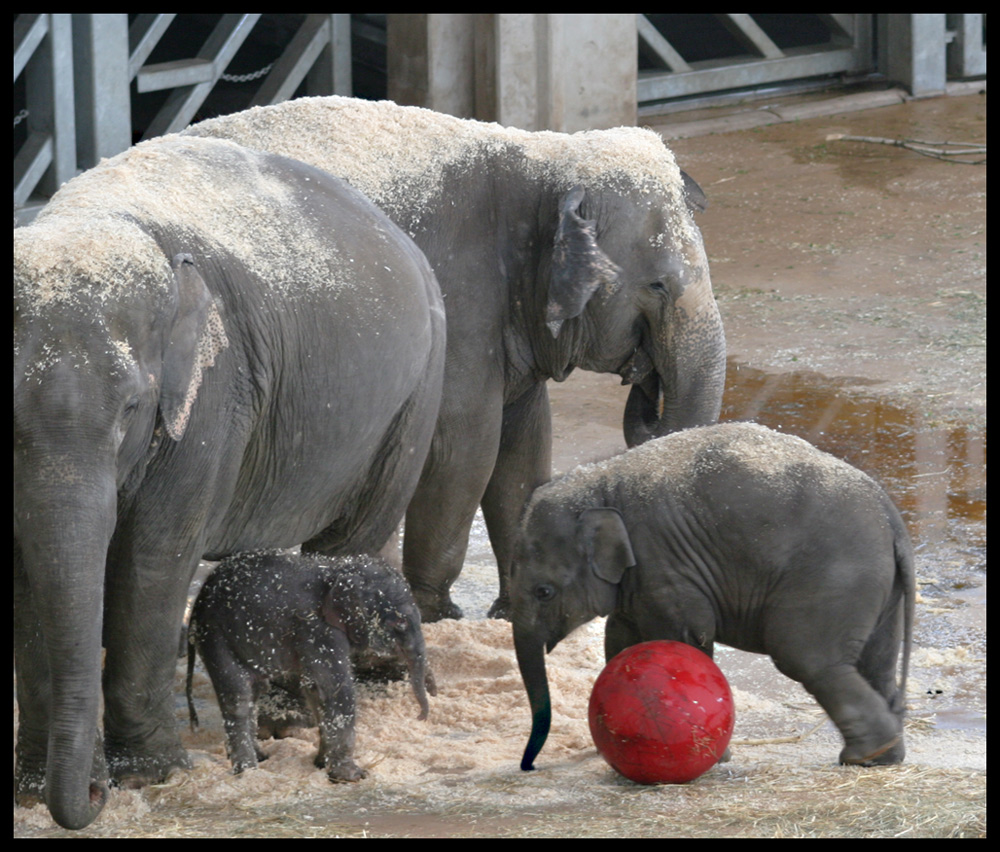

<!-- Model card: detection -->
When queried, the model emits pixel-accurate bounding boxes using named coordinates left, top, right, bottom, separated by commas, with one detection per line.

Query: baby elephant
left=512, top=422, right=914, bottom=772
left=188, top=550, right=436, bottom=783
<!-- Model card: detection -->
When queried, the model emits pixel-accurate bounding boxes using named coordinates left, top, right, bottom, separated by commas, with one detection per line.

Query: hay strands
left=732, top=717, right=828, bottom=747
left=825, top=133, right=986, bottom=165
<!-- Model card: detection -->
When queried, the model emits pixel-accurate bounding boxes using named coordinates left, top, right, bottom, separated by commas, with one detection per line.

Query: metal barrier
left=14, top=13, right=353, bottom=219
left=13, top=14, right=986, bottom=221
left=638, top=14, right=875, bottom=106
left=639, top=13, right=986, bottom=107
left=14, top=14, right=75, bottom=207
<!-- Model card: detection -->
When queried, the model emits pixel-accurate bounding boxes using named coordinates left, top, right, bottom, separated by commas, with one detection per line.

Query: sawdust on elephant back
left=185, top=95, right=698, bottom=256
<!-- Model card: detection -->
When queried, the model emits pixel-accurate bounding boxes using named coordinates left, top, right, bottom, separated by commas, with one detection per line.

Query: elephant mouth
left=619, top=346, right=666, bottom=448
left=618, top=346, right=661, bottom=406
left=618, top=345, right=653, bottom=386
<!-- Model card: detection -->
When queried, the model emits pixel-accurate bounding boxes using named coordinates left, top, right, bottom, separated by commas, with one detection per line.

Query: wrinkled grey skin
left=13, top=136, right=444, bottom=829
left=186, top=96, right=727, bottom=622
left=187, top=551, right=436, bottom=783
left=512, top=422, right=914, bottom=772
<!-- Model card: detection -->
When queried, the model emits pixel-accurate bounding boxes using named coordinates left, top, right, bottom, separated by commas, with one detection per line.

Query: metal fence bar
left=14, top=13, right=75, bottom=204
left=13, top=13, right=49, bottom=79
left=307, top=13, right=353, bottom=98
left=127, top=13, right=177, bottom=80
left=718, top=14, right=784, bottom=60
left=639, top=45, right=864, bottom=103
left=636, top=15, right=690, bottom=72
left=73, top=14, right=131, bottom=170
left=252, top=14, right=333, bottom=105
left=141, top=13, right=262, bottom=139
left=637, top=14, right=874, bottom=105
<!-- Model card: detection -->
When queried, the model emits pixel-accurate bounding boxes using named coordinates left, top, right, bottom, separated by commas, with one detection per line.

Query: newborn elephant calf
left=188, top=551, right=435, bottom=782
left=512, top=422, right=915, bottom=772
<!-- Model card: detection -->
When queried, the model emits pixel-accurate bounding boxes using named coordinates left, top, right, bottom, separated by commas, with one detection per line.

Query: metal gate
left=638, top=14, right=875, bottom=106
left=14, top=13, right=355, bottom=217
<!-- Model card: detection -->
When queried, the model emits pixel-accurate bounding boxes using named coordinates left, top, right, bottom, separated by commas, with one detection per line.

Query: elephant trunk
left=624, top=266, right=726, bottom=447
left=513, top=626, right=552, bottom=771
left=399, top=628, right=436, bottom=721
left=14, top=458, right=116, bottom=830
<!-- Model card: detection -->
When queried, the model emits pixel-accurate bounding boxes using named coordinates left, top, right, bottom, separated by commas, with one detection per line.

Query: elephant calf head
left=511, top=503, right=638, bottom=770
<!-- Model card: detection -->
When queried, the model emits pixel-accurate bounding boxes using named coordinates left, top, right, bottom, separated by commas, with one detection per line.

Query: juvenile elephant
left=187, top=551, right=435, bottom=783
left=512, top=422, right=915, bottom=772
left=185, top=96, right=727, bottom=622
left=13, top=135, right=445, bottom=828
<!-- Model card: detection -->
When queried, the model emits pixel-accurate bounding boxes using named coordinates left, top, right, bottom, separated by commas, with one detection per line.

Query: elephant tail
left=186, top=628, right=200, bottom=731
left=891, top=510, right=916, bottom=716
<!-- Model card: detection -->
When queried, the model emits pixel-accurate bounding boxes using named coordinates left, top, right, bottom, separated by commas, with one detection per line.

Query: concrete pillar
left=389, top=13, right=637, bottom=131
left=545, top=14, right=637, bottom=132
left=477, top=13, right=637, bottom=131
left=387, top=14, right=476, bottom=118
left=879, top=14, right=947, bottom=97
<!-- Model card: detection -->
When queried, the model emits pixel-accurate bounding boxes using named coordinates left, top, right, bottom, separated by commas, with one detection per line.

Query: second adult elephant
left=14, top=135, right=444, bottom=829
left=187, top=96, right=727, bottom=621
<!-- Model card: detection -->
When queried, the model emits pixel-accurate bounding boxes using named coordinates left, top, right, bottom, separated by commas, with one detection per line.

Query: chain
left=220, top=62, right=274, bottom=83
left=15, top=62, right=273, bottom=128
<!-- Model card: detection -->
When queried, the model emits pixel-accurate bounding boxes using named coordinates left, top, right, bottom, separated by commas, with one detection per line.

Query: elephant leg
left=403, top=390, right=503, bottom=622
left=304, top=650, right=366, bottom=783
left=604, top=611, right=646, bottom=661
left=776, top=656, right=902, bottom=765
left=200, top=648, right=261, bottom=774
left=482, top=383, right=553, bottom=620
left=101, top=536, right=201, bottom=786
left=854, top=603, right=907, bottom=764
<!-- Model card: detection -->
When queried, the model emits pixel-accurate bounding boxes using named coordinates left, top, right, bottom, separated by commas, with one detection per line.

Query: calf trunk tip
left=519, top=703, right=552, bottom=772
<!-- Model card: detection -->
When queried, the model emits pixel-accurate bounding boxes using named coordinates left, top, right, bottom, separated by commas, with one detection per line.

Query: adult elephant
left=13, top=135, right=445, bottom=829
left=186, top=96, right=727, bottom=622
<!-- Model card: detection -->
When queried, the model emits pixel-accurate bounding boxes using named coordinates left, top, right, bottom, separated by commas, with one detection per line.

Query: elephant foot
left=325, top=760, right=368, bottom=783
left=105, top=739, right=192, bottom=789
left=869, top=737, right=905, bottom=765
left=14, top=750, right=46, bottom=807
left=486, top=595, right=512, bottom=621
left=416, top=594, right=464, bottom=623
left=839, top=734, right=901, bottom=766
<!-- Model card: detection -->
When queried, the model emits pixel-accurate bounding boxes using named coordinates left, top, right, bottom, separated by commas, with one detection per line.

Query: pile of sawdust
left=14, top=616, right=985, bottom=837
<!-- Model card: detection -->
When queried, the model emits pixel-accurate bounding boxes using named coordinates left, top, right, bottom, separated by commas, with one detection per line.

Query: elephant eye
left=648, top=279, right=682, bottom=299
left=121, top=395, right=141, bottom=421
left=533, top=584, right=556, bottom=602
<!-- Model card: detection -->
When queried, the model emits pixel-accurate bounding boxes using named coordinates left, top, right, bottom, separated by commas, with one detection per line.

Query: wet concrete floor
left=468, top=356, right=987, bottom=738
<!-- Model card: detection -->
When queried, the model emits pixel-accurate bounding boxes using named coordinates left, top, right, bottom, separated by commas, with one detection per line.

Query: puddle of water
left=720, top=358, right=986, bottom=548
left=459, top=357, right=986, bottom=616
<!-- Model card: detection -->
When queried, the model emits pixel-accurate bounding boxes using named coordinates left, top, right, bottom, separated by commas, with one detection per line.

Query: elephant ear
left=680, top=170, right=708, bottom=214
left=545, top=186, right=622, bottom=338
left=321, top=571, right=369, bottom=647
left=160, top=254, right=229, bottom=441
left=579, top=507, right=636, bottom=585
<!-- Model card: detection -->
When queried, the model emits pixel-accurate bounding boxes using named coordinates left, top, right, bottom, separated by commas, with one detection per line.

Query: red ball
left=589, top=640, right=734, bottom=784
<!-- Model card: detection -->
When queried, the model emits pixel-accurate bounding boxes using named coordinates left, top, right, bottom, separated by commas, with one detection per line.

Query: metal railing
left=14, top=13, right=353, bottom=220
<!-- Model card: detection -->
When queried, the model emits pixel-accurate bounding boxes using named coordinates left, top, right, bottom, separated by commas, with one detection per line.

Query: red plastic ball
left=588, top=640, right=735, bottom=784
